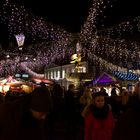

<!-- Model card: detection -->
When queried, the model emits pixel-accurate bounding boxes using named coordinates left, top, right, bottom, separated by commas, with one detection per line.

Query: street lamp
left=15, top=33, right=25, bottom=74
left=15, top=33, right=25, bottom=50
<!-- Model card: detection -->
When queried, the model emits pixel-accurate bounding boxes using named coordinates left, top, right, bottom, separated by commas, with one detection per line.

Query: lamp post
left=15, top=33, right=25, bottom=51
left=15, top=33, right=25, bottom=74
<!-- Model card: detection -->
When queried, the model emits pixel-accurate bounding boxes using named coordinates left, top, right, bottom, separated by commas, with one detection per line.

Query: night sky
left=0, top=0, right=140, bottom=46
left=0, top=0, right=140, bottom=72
left=9, top=0, right=92, bottom=32
left=13, top=0, right=140, bottom=30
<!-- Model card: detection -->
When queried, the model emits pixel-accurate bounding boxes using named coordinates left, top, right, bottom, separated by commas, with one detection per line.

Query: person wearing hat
left=0, top=86, right=53, bottom=140
left=30, top=86, right=53, bottom=119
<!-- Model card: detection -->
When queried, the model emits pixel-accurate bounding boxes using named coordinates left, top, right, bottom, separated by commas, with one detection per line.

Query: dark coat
left=65, top=89, right=76, bottom=114
left=112, top=98, right=140, bottom=140
left=0, top=95, right=51, bottom=140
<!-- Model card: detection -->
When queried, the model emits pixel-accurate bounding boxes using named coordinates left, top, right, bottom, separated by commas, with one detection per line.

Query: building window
left=51, top=71, right=53, bottom=79
left=57, top=70, right=60, bottom=79
left=62, top=70, right=65, bottom=78
left=71, top=68, right=75, bottom=73
left=47, top=72, right=50, bottom=79
left=76, top=66, right=86, bottom=73
left=83, top=67, right=86, bottom=73
left=54, top=71, right=56, bottom=79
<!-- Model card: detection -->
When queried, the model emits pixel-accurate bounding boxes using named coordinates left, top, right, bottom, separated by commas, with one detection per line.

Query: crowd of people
left=0, top=82, right=139, bottom=140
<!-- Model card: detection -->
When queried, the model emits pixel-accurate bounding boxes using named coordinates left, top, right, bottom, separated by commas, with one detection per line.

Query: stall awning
left=113, top=71, right=139, bottom=81
left=93, top=72, right=118, bottom=86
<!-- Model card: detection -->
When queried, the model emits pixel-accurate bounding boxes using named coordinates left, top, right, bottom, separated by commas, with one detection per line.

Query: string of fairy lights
left=80, top=0, right=105, bottom=42
left=78, top=0, right=140, bottom=75
left=80, top=0, right=115, bottom=43
left=0, top=0, right=73, bottom=42
left=0, top=0, right=140, bottom=77
left=0, top=38, right=76, bottom=77
left=94, top=37, right=140, bottom=65
left=97, top=17, right=140, bottom=38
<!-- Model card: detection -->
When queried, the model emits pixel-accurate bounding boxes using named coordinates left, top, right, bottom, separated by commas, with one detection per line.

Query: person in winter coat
left=65, top=84, right=78, bottom=138
left=84, top=92, right=114, bottom=140
left=80, top=87, right=93, bottom=107
left=0, top=86, right=53, bottom=140
left=111, top=82, right=140, bottom=140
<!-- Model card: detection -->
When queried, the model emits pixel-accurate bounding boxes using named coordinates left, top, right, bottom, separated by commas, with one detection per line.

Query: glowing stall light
left=93, top=73, right=117, bottom=85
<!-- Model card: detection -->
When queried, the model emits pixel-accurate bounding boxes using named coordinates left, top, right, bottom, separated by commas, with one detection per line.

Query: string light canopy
left=79, top=0, right=140, bottom=71
left=0, top=0, right=72, bottom=43
left=0, top=0, right=140, bottom=77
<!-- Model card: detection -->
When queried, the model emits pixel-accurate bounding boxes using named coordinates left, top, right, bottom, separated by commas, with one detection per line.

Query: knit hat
left=30, top=87, right=53, bottom=112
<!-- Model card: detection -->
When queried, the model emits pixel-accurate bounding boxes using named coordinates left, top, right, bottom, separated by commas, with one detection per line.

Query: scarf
left=90, top=104, right=109, bottom=119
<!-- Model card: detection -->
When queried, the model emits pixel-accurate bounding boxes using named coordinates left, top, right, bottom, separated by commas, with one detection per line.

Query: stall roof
left=93, top=72, right=118, bottom=86
left=113, top=71, right=139, bottom=81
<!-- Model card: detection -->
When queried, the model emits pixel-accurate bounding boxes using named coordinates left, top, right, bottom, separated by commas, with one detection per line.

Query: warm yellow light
left=71, top=54, right=77, bottom=60
left=70, top=60, right=76, bottom=64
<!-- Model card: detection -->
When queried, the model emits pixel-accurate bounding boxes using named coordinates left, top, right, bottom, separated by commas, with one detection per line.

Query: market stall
left=92, top=72, right=119, bottom=96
